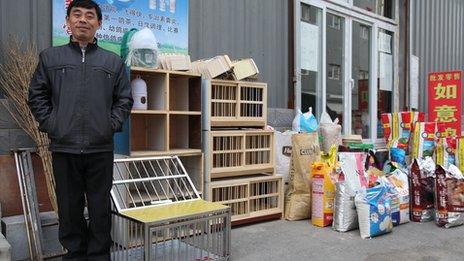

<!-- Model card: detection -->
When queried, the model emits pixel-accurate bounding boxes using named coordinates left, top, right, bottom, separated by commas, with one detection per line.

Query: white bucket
left=131, top=77, right=148, bottom=110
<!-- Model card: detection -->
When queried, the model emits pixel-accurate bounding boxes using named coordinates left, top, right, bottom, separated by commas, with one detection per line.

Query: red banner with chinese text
left=428, top=71, right=462, bottom=137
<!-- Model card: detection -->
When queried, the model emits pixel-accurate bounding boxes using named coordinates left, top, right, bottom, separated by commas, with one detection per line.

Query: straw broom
left=0, top=38, right=58, bottom=213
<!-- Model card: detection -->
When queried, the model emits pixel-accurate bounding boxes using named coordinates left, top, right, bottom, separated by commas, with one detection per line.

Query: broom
left=0, top=37, right=58, bottom=213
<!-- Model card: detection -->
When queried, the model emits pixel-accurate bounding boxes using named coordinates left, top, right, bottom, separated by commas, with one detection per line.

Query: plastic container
left=131, top=77, right=148, bottom=110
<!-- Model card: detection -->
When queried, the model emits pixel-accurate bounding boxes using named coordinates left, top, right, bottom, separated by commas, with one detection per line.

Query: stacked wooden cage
left=202, top=79, right=283, bottom=224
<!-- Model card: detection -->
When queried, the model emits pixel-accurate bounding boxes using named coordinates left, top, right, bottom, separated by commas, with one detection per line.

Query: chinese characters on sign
left=428, top=71, right=462, bottom=136
left=53, top=0, right=188, bottom=55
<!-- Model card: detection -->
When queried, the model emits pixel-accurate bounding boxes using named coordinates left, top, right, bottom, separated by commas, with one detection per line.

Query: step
left=0, top=233, right=11, bottom=261
left=1, top=212, right=61, bottom=261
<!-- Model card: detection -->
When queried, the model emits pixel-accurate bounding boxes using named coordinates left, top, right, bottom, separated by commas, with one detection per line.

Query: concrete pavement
left=231, top=219, right=464, bottom=261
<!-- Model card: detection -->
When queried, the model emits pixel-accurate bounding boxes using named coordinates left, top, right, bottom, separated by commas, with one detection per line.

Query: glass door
left=351, top=20, right=372, bottom=138
left=377, top=28, right=394, bottom=139
left=325, top=12, right=345, bottom=131
left=295, top=0, right=398, bottom=142
left=299, top=3, right=323, bottom=118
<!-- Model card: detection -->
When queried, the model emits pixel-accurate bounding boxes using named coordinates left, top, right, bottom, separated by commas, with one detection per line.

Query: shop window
left=354, top=0, right=395, bottom=19
left=358, top=70, right=369, bottom=80
left=377, top=29, right=394, bottom=138
left=328, top=15, right=341, bottom=30
left=360, top=25, right=369, bottom=40
left=300, top=4, right=323, bottom=118
left=326, top=13, right=345, bottom=130
left=352, top=22, right=371, bottom=138
left=328, top=64, right=341, bottom=80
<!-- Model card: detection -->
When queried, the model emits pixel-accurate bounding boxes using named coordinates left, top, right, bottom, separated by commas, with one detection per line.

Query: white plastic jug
left=131, top=77, right=148, bottom=110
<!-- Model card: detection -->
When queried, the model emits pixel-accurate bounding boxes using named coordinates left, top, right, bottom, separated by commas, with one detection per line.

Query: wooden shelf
left=169, top=111, right=202, bottom=115
left=130, top=72, right=167, bottom=111
left=115, top=69, right=204, bottom=200
left=130, top=114, right=167, bottom=152
left=130, top=67, right=201, bottom=77
left=132, top=110, right=167, bottom=115
left=169, top=115, right=201, bottom=151
left=169, top=75, right=201, bottom=111
left=118, top=69, right=203, bottom=155
left=130, top=149, right=202, bottom=157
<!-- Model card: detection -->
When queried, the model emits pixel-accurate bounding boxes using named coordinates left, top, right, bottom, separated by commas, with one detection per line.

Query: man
left=28, top=0, right=133, bottom=260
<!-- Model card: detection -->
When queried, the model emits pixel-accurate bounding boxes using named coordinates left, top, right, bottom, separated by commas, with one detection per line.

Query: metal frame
left=111, top=209, right=231, bottom=261
left=14, top=149, right=44, bottom=260
left=13, top=148, right=65, bottom=260
left=294, top=0, right=400, bottom=143
left=110, top=155, right=231, bottom=260
left=111, top=156, right=200, bottom=212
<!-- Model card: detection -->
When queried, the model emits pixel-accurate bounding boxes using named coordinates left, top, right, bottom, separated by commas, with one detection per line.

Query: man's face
left=66, top=6, right=101, bottom=43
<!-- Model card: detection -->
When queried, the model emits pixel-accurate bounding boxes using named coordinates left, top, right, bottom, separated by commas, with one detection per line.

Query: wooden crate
left=115, top=68, right=203, bottom=157
left=206, top=175, right=283, bottom=222
left=206, top=130, right=274, bottom=180
left=206, top=80, right=267, bottom=128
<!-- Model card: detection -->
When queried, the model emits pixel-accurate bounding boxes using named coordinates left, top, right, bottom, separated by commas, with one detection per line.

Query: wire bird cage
left=110, top=156, right=231, bottom=260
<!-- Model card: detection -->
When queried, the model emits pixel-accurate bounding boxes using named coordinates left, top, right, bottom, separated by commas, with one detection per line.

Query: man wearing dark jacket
left=28, top=0, right=133, bottom=260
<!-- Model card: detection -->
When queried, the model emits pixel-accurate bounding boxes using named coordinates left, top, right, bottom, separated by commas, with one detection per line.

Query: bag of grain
left=275, top=130, right=297, bottom=183
left=332, top=152, right=368, bottom=232
left=434, top=164, right=464, bottom=228
left=319, top=112, right=342, bottom=154
left=311, top=162, right=335, bottom=227
left=409, top=157, right=436, bottom=222
left=355, top=181, right=393, bottom=239
left=285, top=132, right=321, bottom=220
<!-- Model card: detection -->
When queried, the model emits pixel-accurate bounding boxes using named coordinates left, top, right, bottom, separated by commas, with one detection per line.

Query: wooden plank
left=210, top=129, right=274, bottom=136
left=130, top=149, right=202, bottom=157
left=130, top=114, right=148, bottom=151
left=211, top=79, right=266, bottom=87
left=131, top=110, right=167, bottom=115
left=147, top=115, right=167, bottom=151
left=169, top=115, right=201, bottom=150
left=231, top=213, right=282, bottom=226
left=169, top=111, right=201, bottom=115
left=169, top=75, right=190, bottom=111
left=189, top=115, right=202, bottom=150
left=146, top=73, right=168, bottom=111
left=188, top=77, right=202, bottom=111
left=210, top=120, right=267, bottom=127
left=131, top=67, right=201, bottom=77
left=179, top=154, right=204, bottom=195
left=211, top=168, right=274, bottom=179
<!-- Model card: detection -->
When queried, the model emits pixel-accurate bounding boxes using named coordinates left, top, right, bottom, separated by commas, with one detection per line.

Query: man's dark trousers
left=52, top=152, right=114, bottom=261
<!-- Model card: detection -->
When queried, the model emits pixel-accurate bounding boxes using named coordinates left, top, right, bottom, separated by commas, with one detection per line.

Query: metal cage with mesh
left=110, top=156, right=231, bottom=260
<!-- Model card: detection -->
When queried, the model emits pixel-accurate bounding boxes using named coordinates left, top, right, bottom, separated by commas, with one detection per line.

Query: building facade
left=0, top=0, right=462, bottom=159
